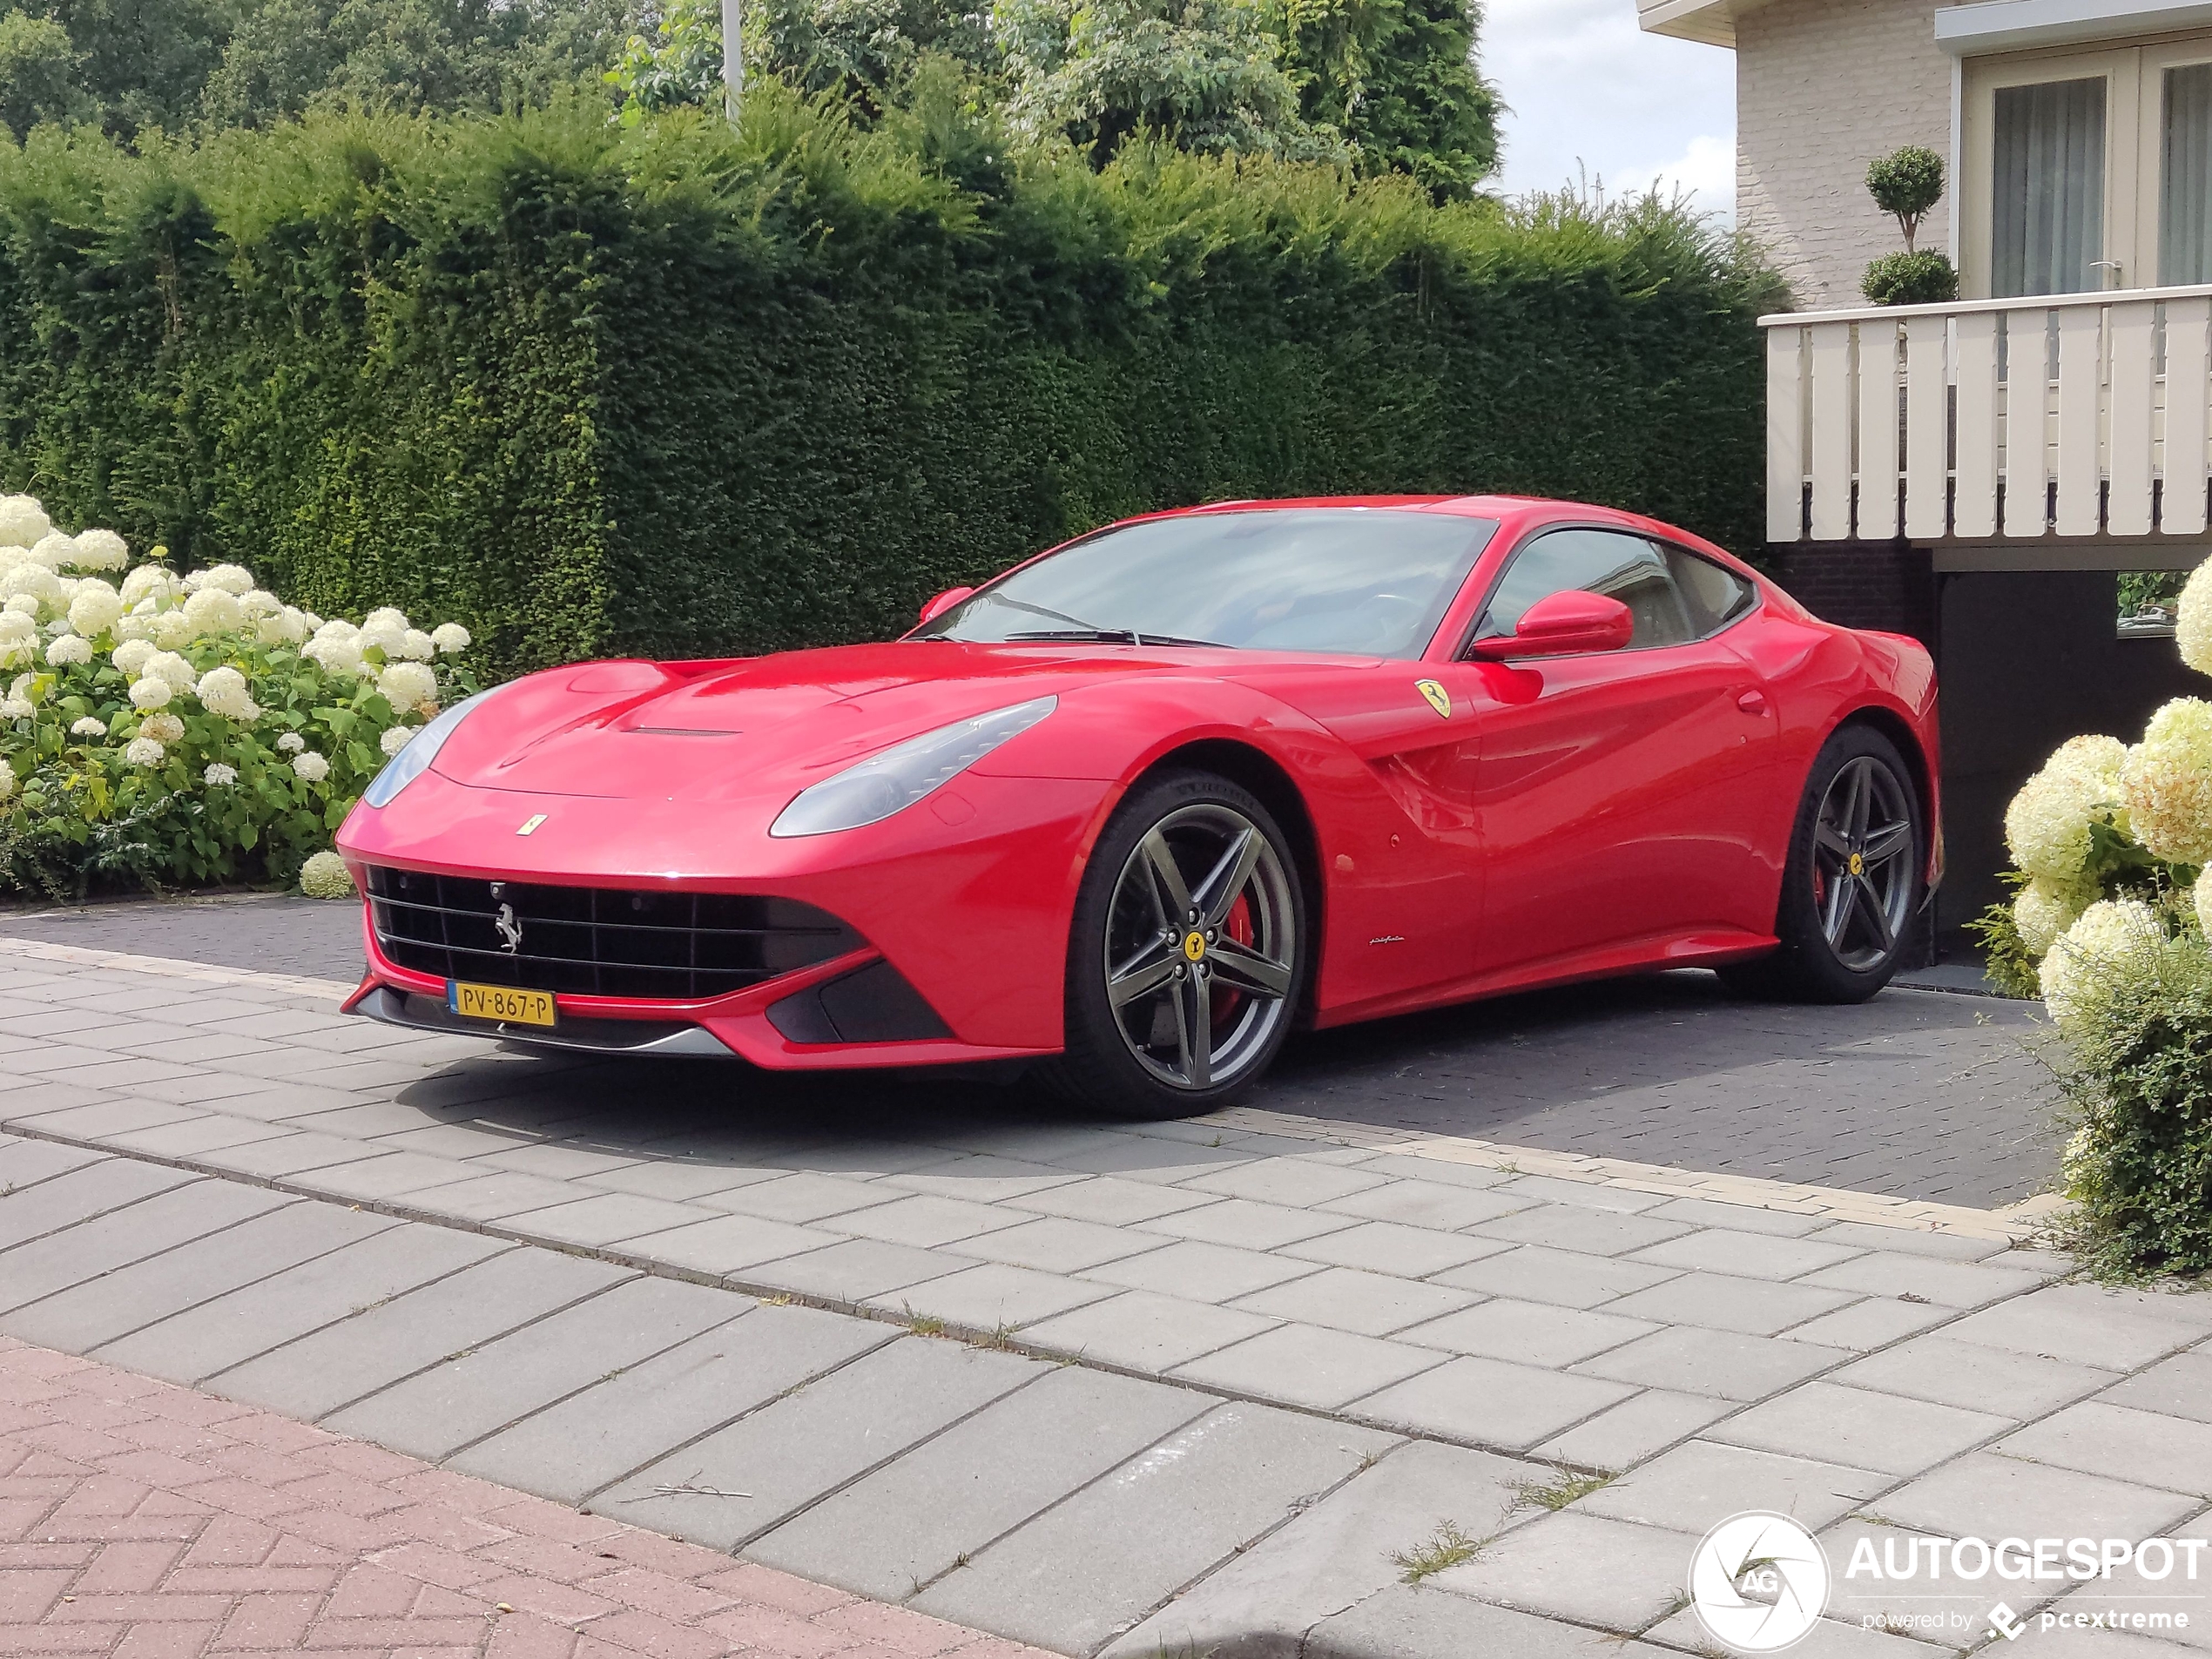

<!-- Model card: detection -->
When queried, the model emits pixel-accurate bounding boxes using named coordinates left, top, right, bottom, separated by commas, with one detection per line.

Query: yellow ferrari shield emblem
left=1416, top=679, right=1452, bottom=719
left=1847, top=852, right=1865, bottom=876
left=1184, top=932, right=1208, bottom=962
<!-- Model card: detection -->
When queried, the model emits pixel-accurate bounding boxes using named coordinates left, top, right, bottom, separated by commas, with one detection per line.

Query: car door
left=1465, top=527, right=1777, bottom=980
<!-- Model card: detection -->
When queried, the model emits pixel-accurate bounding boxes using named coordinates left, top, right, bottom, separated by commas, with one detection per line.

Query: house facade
left=1638, top=0, right=2212, bottom=941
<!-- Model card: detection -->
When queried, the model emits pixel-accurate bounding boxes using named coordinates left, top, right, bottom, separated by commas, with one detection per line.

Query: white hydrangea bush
left=0, top=496, right=479, bottom=892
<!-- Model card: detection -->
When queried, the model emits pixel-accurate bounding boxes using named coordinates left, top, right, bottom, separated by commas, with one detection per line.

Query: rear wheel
left=1720, top=725, right=1922, bottom=1004
left=1044, top=770, right=1306, bottom=1118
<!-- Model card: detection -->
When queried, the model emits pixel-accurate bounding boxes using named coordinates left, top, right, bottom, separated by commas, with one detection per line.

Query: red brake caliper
left=1211, top=894, right=1254, bottom=1028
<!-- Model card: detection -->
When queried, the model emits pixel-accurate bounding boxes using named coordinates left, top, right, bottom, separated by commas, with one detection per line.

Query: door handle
left=1736, top=689, right=1770, bottom=716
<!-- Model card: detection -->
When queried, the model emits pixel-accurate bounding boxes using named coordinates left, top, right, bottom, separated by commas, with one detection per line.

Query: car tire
left=1043, top=769, right=1308, bottom=1119
left=1720, top=724, right=1924, bottom=1005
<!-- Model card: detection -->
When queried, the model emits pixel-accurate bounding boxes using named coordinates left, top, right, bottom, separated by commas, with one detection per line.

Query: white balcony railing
left=1763, top=284, right=2212, bottom=544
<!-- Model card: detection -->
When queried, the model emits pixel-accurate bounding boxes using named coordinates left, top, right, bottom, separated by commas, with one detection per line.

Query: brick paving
left=0, top=1335, right=1047, bottom=1659
left=0, top=894, right=2054, bottom=1204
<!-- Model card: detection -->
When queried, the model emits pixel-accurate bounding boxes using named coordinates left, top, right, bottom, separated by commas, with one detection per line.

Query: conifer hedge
left=0, top=91, right=1782, bottom=675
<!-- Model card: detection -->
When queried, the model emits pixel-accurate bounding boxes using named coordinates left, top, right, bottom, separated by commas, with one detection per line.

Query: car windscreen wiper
left=1004, top=628, right=1143, bottom=644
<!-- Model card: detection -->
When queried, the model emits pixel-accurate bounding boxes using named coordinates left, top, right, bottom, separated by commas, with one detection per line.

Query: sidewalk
left=0, top=1335, right=1044, bottom=1659
left=4, top=938, right=2209, bottom=1657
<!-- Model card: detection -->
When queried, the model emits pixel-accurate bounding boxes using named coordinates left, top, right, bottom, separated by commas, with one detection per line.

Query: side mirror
left=1468, top=590, right=1634, bottom=660
left=919, top=586, right=975, bottom=625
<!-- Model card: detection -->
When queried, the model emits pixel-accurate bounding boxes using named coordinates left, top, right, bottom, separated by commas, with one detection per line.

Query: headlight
left=770, top=696, right=1056, bottom=838
left=361, top=687, right=499, bottom=808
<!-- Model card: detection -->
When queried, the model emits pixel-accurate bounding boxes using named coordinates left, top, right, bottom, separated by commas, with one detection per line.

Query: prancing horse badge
left=1415, top=679, right=1452, bottom=719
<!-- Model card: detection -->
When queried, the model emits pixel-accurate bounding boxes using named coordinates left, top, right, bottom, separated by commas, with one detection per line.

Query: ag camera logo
left=1689, top=1511, right=1831, bottom=1652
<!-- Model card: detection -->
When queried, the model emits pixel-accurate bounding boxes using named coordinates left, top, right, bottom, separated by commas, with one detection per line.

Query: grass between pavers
left=1509, top=1469, right=1615, bottom=1511
left=1392, top=1520, right=1488, bottom=1584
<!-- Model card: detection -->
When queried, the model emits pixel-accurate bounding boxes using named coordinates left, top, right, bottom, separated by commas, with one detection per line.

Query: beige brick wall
left=1737, top=0, right=1957, bottom=307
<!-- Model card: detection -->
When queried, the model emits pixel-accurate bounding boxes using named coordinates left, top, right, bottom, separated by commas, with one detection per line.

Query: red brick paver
left=0, top=1339, right=1051, bottom=1659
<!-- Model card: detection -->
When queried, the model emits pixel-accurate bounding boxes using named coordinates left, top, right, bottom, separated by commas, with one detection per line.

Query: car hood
left=427, top=642, right=1363, bottom=804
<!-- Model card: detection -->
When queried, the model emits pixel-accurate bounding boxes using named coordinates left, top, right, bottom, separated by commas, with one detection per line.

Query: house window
left=1993, top=78, right=2108, bottom=296
left=2163, top=64, right=2212, bottom=283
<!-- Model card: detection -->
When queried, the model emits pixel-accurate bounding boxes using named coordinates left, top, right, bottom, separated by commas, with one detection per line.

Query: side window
left=1472, top=529, right=1696, bottom=651
left=1666, top=545, right=1757, bottom=634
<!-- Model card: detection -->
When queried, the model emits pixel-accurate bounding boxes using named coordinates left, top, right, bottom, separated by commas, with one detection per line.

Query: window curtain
left=1993, top=78, right=2107, bottom=296
left=2164, top=64, right=2212, bottom=286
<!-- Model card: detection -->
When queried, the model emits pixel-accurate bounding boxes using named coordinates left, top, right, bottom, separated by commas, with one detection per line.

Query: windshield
left=914, top=509, right=1499, bottom=659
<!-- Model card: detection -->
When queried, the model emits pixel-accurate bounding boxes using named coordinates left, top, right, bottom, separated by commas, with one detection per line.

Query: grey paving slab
left=0, top=1136, right=101, bottom=1189
left=609, top=1211, right=842, bottom=1275
left=1795, top=1250, right=2051, bottom=1308
left=450, top=1300, right=889, bottom=1501
left=1466, top=1204, right=1696, bottom=1257
left=1803, top=1220, right=2013, bottom=1260
left=1816, top=1516, right=2016, bottom=1632
left=940, top=1214, right=1158, bottom=1274
left=765, top=1238, right=972, bottom=1304
left=1002, top=1174, right=1222, bottom=1227
left=1709, top=1380, right=2014, bottom=1476
left=911, top=1399, right=1396, bottom=1656
left=93, top=1222, right=508, bottom=1384
left=1173, top=1322, right=1444, bottom=1411
left=2000, top=1402, right=2212, bottom=1496
left=1580, top=1439, right=1889, bottom=1533
left=1350, top=1354, right=1637, bottom=1451
left=703, top=1170, right=919, bottom=1224
left=832, top=1191, right=1028, bottom=1249
left=1879, top=1449, right=2198, bottom=1542
left=751, top=1364, right=1211, bottom=1605
left=1228, top=1265, right=1479, bottom=1336
left=1573, top=1326, right=1856, bottom=1402
left=1433, top=1507, right=1699, bottom=1633
left=101, top=1113, right=295, bottom=1159
left=370, top=1166, right=593, bottom=1223
left=1020, top=1289, right=1279, bottom=1372
left=1137, top=1197, right=1356, bottom=1250
left=882, top=1262, right=1120, bottom=1330
left=1777, top=1297, right=1958, bottom=1351
left=601, top=1337, right=1042, bottom=1550
left=1627, top=1228, right=1868, bottom=1281
left=1278, top=1219, right=1512, bottom=1278
left=2, top=1198, right=394, bottom=1352
left=493, top=1190, right=717, bottom=1248
left=1318, top=1178, right=1535, bottom=1231
left=1603, top=1270, right=1863, bottom=1336
left=2042, top=1522, right=2212, bottom=1653
left=1306, top=1587, right=1669, bottom=1659
left=2095, top=1349, right=2212, bottom=1426
left=324, top=1273, right=747, bottom=1460
left=1641, top=1197, right=1831, bottom=1237
left=0, top=1155, right=198, bottom=1251
left=1431, top=1244, right=1683, bottom=1309
left=884, top=1154, right=1091, bottom=1204
left=1943, top=1285, right=2212, bottom=1370
left=1103, top=1439, right=1540, bottom=1659
left=0, top=1177, right=294, bottom=1315
left=1082, top=1238, right=1322, bottom=1303
left=1833, top=1335, right=2122, bottom=1420
left=208, top=1246, right=636, bottom=1419
left=1179, top=1157, right=1389, bottom=1208
left=280, top=1150, right=483, bottom=1205
left=1395, top=1298, right=1657, bottom=1366
left=1645, top=1608, right=1944, bottom=1658
left=1532, top=1389, right=1735, bottom=1473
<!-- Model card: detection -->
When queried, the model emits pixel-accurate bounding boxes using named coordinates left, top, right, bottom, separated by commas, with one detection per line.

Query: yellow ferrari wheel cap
left=1416, top=679, right=1451, bottom=718
left=1183, top=932, right=1208, bottom=962
left=1846, top=852, right=1865, bottom=876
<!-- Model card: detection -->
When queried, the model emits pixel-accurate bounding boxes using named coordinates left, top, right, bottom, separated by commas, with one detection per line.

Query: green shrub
left=2052, top=936, right=2212, bottom=1278
left=1861, top=249, right=1959, bottom=307
left=0, top=91, right=1782, bottom=679
left=1865, top=145, right=1944, bottom=253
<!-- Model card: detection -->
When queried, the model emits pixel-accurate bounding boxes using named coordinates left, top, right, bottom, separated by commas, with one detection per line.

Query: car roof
left=1129, top=495, right=1739, bottom=561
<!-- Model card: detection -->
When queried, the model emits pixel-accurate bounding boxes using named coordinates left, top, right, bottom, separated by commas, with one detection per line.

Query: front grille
left=364, top=865, right=860, bottom=1001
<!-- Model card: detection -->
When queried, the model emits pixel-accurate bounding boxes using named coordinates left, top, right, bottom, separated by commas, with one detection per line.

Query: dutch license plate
left=448, top=981, right=557, bottom=1028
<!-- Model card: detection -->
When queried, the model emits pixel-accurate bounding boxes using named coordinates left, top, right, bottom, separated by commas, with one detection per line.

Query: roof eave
left=1636, top=0, right=1738, bottom=47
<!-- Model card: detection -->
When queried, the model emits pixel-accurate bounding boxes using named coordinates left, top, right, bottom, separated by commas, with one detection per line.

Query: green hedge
left=0, top=93, right=1783, bottom=674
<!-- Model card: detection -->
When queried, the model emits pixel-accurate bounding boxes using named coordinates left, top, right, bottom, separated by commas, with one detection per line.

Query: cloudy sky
left=1484, top=0, right=1737, bottom=219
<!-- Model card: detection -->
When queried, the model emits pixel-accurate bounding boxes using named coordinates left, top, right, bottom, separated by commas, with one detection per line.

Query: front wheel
left=1044, top=770, right=1307, bottom=1118
left=1721, top=725, right=1923, bottom=1004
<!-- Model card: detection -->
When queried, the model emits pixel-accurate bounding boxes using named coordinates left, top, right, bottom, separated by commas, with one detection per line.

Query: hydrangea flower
left=124, top=735, right=165, bottom=767
left=380, top=724, right=413, bottom=756
left=2014, top=876, right=2096, bottom=957
left=195, top=665, right=258, bottom=721
left=150, top=610, right=196, bottom=650
left=0, top=698, right=28, bottom=719
left=363, top=607, right=410, bottom=633
left=239, top=589, right=282, bottom=617
left=2120, top=698, right=2212, bottom=865
left=276, top=731, right=306, bottom=753
left=10, top=672, right=47, bottom=705
left=302, top=630, right=364, bottom=677
left=2005, top=734, right=2129, bottom=882
left=128, top=677, right=172, bottom=711
left=119, top=564, right=173, bottom=607
left=182, top=586, right=244, bottom=637
left=111, top=613, right=152, bottom=644
left=255, top=608, right=307, bottom=647
left=0, top=496, right=51, bottom=549
left=144, top=651, right=197, bottom=691
left=111, top=638, right=155, bottom=677
left=204, top=763, right=238, bottom=786
left=184, top=563, right=254, bottom=596
left=292, top=751, right=330, bottom=782
left=377, top=661, right=438, bottom=714
left=44, top=635, right=90, bottom=668
left=299, top=850, right=354, bottom=899
left=431, top=622, right=471, bottom=654
left=2041, top=898, right=2166, bottom=1032
left=70, top=717, right=105, bottom=738
left=359, top=621, right=407, bottom=658
left=399, top=629, right=436, bottom=661
left=139, top=712, right=184, bottom=743
left=0, top=767, right=15, bottom=799
left=7, top=566, right=63, bottom=610
left=67, top=529, right=127, bottom=571
left=24, top=533, right=72, bottom=570
left=67, top=580, right=123, bottom=639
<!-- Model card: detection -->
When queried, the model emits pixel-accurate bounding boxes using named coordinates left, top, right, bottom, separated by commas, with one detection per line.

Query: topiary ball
left=299, top=850, right=356, bottom=899
left=1861, top=250, right=1960, bottom=307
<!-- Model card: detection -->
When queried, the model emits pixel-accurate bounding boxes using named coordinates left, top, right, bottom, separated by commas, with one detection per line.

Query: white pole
left=720, top=0, right=744, bottom=121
